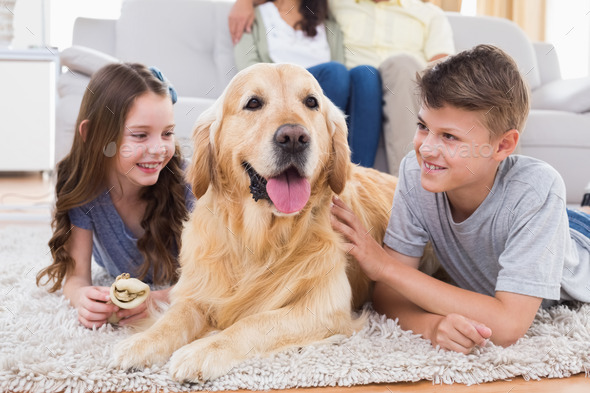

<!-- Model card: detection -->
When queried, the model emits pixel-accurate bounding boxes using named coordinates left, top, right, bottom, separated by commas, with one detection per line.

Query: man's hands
left=330, top=196, right=391, bottom=282
left=432, top=313, right=492, bottom=354
left=229, top=0, right=256, bottom=44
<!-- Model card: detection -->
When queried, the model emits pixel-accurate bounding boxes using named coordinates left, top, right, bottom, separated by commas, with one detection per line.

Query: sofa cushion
left=531, top=78, right=590, bottom=113
left=173, top=96, right=218, bottom=145
left=521, top=110, right=590, bottom=203
left=115, top=0, right=237, bottom=99
left=55, top=94, right=84, bottom=162
left=446, top=13, right=541, bottom=91
left=60, top=45, right=119, bottom=76
left=57, top=69, right=91, bottom=98
left=521, top=110, right=590, bottom=148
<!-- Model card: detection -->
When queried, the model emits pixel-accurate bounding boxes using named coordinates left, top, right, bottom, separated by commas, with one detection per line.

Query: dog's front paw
left=169, top=335, right=240, bottom=382
left=112, top=332, right=171, bottom=370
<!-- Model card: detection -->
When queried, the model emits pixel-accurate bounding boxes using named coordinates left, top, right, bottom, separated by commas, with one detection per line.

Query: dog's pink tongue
left=266, top=168, right=311, bottom=214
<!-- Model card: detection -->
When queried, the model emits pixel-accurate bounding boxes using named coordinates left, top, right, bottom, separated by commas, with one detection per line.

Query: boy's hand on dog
left=331, top=196, right=389, bottom=282
left=332, top=196, right=493, bottom=355
left=73, top=285, right=119, bottom=329
left=432, top=313, right=492, bottom=354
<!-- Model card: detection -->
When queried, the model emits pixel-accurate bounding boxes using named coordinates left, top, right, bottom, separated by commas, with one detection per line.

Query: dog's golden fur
left=113, top=63, right=397, bottom=381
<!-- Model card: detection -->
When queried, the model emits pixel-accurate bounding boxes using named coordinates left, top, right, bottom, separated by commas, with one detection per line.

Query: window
left=461, top=0, right=589, bottom=79
left=545, top=0, right=590, bottom=79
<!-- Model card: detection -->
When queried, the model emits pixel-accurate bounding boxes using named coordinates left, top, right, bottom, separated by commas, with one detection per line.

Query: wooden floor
left=233, top=375, right=590, bottom=392
left=1, top=173, right=588, bottom=392
left=0, top=171, right=53, bottom=225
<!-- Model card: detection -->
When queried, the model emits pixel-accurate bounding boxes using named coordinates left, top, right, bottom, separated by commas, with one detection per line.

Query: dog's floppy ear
left=187, top=103, right=220, bottom=199
left=326, top=99, right=351, bottom=195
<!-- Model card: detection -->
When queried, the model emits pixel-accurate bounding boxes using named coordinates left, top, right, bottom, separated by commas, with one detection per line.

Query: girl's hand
left=115, top=287, right=172, bottom=326
left=72, top=285, right=119, bottom=329
left=432, top=313, right=492, bottom=354
left=330, top=196, right=390, bottom=282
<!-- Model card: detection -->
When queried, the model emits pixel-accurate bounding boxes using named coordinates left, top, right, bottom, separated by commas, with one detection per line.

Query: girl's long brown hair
left=37, top=63, right=189, bottom=292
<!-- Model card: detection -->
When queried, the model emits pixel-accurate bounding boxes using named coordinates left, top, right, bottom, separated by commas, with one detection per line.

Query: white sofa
left=57, top=0, right=590, bottom=203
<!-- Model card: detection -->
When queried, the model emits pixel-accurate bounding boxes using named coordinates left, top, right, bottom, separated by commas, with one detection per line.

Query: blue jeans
left=568, top=208, right=590, bottom=238
left=307, top=62, right=382, bottom=167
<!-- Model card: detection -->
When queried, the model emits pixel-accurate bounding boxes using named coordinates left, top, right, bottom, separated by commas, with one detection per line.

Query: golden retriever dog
left=113, top=63, right=397, bottom=381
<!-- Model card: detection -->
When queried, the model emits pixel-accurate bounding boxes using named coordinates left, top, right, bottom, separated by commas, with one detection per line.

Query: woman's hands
left=229, top=0, right=256, bottom=44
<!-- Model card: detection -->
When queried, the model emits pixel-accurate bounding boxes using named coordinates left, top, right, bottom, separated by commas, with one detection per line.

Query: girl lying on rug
left=332, top=44, right=590, bottom=355
left=36, top=63, right=195, bottom=328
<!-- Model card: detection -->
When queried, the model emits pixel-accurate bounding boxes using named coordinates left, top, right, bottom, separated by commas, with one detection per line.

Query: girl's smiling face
left=112, top=91, right=176, bottom=193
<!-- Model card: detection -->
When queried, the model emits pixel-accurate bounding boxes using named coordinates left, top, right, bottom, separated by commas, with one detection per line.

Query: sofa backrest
left=74, top=1, right=542, bottom=97
left=446, top=13, right=541, bottom=91
left=115, top=0, right=237, bottom=98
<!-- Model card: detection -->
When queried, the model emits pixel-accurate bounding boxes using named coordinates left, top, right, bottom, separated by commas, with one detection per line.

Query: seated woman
left=233, top=0, right=382, bottom=168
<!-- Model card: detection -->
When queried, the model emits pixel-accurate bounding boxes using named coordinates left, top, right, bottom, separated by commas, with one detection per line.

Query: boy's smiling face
left=413, top=104, right=514, bottom=214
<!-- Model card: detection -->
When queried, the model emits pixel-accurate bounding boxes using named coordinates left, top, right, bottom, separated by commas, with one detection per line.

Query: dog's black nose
left=274, top=124, right=310, bottom=154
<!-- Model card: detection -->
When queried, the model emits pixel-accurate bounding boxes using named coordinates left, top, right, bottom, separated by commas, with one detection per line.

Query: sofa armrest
left=531, top=77, right=590, bottom=113
left=72, top=17, right=117, bottom=57
left=532, top=42, right=562, bottom=86
left=60, top=46, right=119, bottom=76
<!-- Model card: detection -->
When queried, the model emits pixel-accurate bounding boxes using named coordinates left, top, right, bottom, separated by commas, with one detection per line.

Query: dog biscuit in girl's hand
left=108, top=273, right=150, bottom=324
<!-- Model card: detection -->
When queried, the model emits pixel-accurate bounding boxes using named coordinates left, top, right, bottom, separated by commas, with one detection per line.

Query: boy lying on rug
left=332, top=44, right=590, bottom=355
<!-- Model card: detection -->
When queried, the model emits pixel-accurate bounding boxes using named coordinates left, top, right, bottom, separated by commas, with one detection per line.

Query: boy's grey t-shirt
left=68, top=185, right=196, bottom=284
left=384, top=151, right=590, bottom=306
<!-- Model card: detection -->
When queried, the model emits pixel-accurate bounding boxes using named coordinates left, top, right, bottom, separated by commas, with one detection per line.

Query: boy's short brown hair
left=416, top=44, right=530, bottom=139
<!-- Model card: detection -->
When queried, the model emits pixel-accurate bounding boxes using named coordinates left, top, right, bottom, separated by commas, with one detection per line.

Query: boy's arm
left=372, top=267, right=491, bottom=354
left=331, top=197, right=542, bottom=348
left=378, top=252, right=542, bottom=347
left=374, top=247, right=492, bottom=353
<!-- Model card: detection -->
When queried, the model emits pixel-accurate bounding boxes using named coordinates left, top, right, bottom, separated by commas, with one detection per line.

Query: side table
left=0, top=48, right=59, bottom=172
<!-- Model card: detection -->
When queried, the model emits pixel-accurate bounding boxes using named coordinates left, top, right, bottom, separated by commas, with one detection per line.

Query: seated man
left=229, top=0, right=455, bottom=175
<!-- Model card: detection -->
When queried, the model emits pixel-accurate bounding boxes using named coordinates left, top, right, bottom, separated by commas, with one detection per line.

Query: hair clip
left=149, top=66, right=178, bottom=105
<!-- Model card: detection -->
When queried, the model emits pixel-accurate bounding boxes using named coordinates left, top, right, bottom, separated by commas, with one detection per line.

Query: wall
left=9, top=0, right=121, bottom=50
left=48, top=0, right=121, bottom=49
left=11, top=0, right=48, bottom=49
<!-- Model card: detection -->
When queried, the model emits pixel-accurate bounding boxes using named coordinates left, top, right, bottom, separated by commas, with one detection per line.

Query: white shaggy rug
left=1, top=225, right=589, bottom=392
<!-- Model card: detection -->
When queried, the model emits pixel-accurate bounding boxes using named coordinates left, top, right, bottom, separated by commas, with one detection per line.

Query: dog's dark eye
left=244, top=97, right=263, bottom=111
left=304, top=96, right=318, bottom=109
